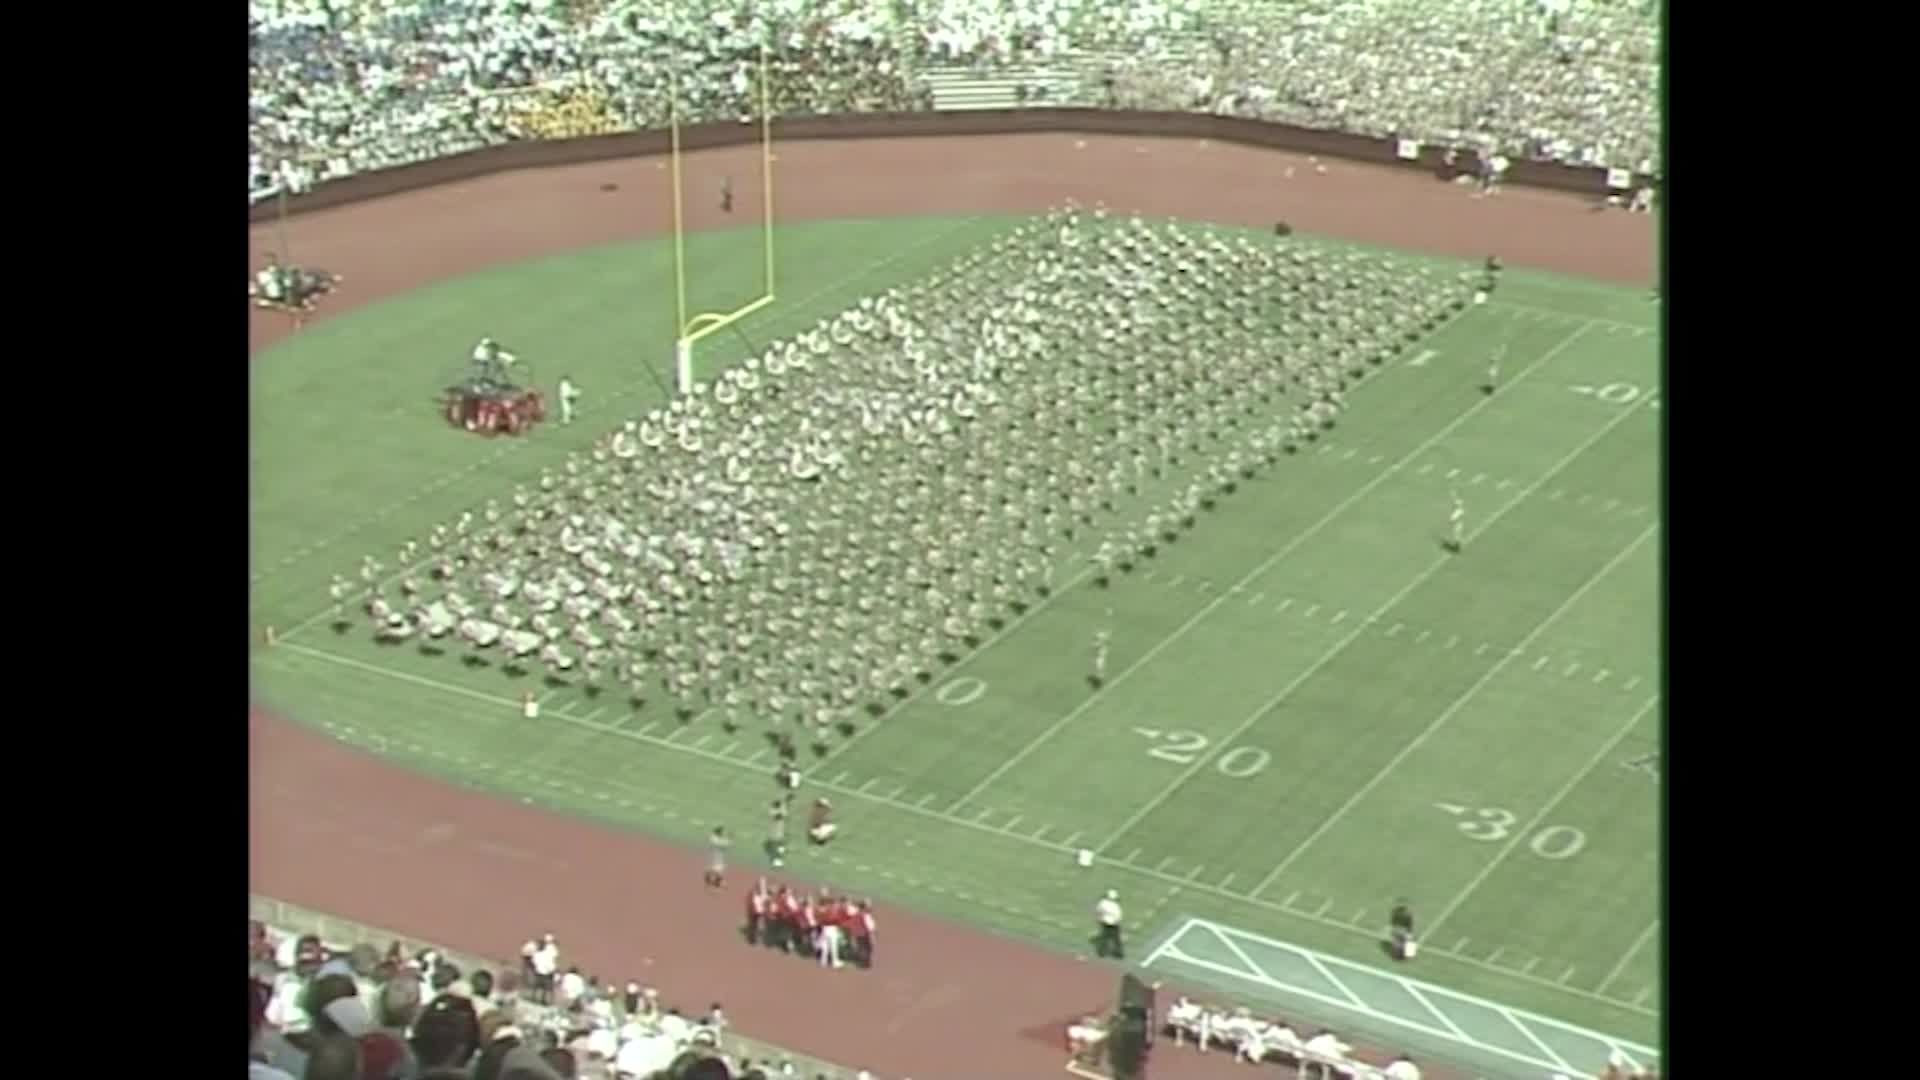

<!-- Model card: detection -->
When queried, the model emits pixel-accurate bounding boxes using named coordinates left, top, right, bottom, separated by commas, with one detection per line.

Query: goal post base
left=674, top=338, right=694, bottom=397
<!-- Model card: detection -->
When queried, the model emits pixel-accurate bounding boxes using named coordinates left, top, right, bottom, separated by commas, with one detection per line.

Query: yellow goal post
left=670, top=42, right=777, bottom=396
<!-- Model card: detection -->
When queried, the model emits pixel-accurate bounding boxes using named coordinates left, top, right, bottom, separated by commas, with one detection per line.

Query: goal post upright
left=668, top=39, right=778, bottom=397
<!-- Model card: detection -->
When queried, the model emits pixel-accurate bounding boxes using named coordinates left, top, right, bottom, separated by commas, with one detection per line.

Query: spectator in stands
left=1384, top=1053, right=1422, bottom=1080
left=557, top=964, right=587, bottom=1007
left=412, top=993, right=483, bottom=1079
left=253, top=978, right=299, bottom=1080
left=305, top=1033, right=364, bottom=1080
left=530, top=933, right=560, bottom=1004
left=363, top=973, right=423, bottom=1079
left=471, top=968, right=496, bottom=1006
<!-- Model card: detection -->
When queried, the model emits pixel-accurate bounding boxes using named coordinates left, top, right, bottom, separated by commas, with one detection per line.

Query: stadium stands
left=250, top=896, right=874, bottom=1080
left=251, top=897, right=1492, bottom=1080
left=248, top=0, right=1658, bottom=203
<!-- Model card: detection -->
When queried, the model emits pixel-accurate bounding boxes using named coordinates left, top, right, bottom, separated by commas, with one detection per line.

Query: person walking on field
left=1388, top=899, right=1417, bottom=961
left=704, top=825, right=730, bottom=888
left=767, top=798, right=789, bottom=868
left=1094, top=889, right=1125, bottom=958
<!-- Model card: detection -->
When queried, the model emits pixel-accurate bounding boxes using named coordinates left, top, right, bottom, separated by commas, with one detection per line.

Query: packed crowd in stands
left=248, top=0, right=1658, bottom=202
left=249, top=919, right=894, bottom=1080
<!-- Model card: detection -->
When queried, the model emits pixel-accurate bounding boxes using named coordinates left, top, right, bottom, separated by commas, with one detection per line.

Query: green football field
left=251, top=213, right=1660, bottom=1078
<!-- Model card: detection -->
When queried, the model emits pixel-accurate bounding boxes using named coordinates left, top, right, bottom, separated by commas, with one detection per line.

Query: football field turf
left=251, top=214, right=1660, bottom=1077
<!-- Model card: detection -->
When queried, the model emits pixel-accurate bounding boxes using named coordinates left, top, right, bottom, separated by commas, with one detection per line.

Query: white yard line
left=1099, top=379, right=1639, bottom=858
left=1421, top=694, right=1661, bottom=941
left=948, top=320, right=1596, bottom=813
left=261, top=215, right=993, bottom=616
left=1596, top=920, right=1661, bottom=997
left=266, top=638, right=1657, bottom=1020
left=1249, top=521, right=1657, bottom=896
left=1492, top=299, right=1653, bottom=333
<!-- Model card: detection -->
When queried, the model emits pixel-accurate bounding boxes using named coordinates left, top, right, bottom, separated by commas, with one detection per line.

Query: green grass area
left=251, top=214, right=1659, bottom=1077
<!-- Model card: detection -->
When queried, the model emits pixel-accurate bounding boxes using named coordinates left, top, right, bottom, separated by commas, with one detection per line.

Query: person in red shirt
left=744, top=880, right=770, bottom=947
left=773, top=887, right=800, bottom=954
left=797, top=896, right=821, bottom=958
left=848, top=900, right=877, bottom=969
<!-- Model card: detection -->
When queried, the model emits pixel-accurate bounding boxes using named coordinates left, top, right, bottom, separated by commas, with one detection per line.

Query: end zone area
left=1141, top=915, right=1657, bottom=1078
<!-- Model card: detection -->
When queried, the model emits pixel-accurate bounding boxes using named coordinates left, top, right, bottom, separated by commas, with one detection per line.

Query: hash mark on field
left=1605, top=498, right=1621, bottom=512
left=1497, top=478, right=1514, bottom=491
left=917, top=794, right=938, bottom=808
left=1341, top=448, right=1358, bottom=461
left=1633, top=987, right=1651, bottom=1007
left=1351, top=908, right=1368, bottom=925
left=1532, top=655, right=1550, bottom=671
left=1417, top=463, right=1435, bottom=476
left=886, top=786, right=907, bottom=800
left=1576, top=494, right=1592, bottom=506
left=1278, top=598, right=1294, bottom=612
left=1000, top=814, right=1022, bottom=831
left=1564, top=662, right=1581, bottom=678
left=858, top=778, right=878, bottom=794
left=1030, top=825, right=1049, bottom=842
left=1594, top=669, right=1612, bottom=684
left=831, top=771, right=851, bottom=786
left=636, top=722, right=660, bottom=736
left=1123, top=848, right=1144, bottom=864
left=1314, top=899, right=1332, bottom=917
left=1473, top=642, right=1489, bottom=656
left=1523, top=957, right=1540, bottom=974
left=1282, top=891, right=1301, bottom=909
left=1303, top=603, right=1321, bottom=618
left=746, top=749, right=768, bottom=765
left=1445, top=467, right=1461, bottom=480
left=1387, top=622, right=1404, bottom=637
left=1156, top=856, right=1176, bottom=872
left=1218, top=871, right=1238, bottom=890
left=1166, top=574, right=1186, bottom=588
left=1318, top=444, right=1334, bottom=455
left=1549, top=489, right=1566, bottom=500
left=1558, top=966, right=1578, bottom=985
left=1063, top=832, right=1083, bottom=847
left=688, top=735, right=711, bottom=749
left=1443, top=634, right=1459, bottom=649
left=1331, top=609, right=1348, bottom=625
left=1452, top=938, right=1470, bottom=953
left=1488, top=947, right=1506, bottom=965
left=1249, top=593, right=1266, bottom=606
left=1367, top=454, right=1385, bottom=465
left=719, top=741, right=739, bottom=755
left=1624, top=675, right=1643, bottom=692
left=1414, top=629, right=1431, bottom=644
left=1186, top=864, right=1205, bottom=881
left=1471, top=473, right=1487, bottom=485
left=973, top=807, right=995, bottom=824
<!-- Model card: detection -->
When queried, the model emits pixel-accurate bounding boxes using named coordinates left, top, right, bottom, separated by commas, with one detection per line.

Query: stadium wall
left=249, top=108, right=1643, bottom=223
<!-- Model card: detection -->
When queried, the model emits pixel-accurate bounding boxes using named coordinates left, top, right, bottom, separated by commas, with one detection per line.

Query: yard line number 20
left=1442, top=804, right=1587, bottom=861
left=1138, top=729, right=1272, bottom=779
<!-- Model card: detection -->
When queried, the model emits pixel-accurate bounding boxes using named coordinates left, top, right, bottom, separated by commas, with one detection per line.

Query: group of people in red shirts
left=743, top=881, right=876, bottom=970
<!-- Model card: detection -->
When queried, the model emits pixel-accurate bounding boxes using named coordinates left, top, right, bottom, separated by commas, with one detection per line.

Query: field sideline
left=252, top=215, right=1658, bottom=1075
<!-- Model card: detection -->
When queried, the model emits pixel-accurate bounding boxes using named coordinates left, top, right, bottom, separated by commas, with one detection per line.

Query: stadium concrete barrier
left=250, top=109, right=1642, bottom=224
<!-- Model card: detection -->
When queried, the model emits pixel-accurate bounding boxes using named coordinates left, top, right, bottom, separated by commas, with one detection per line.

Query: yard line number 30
left=1439, top=804, right=1587, bottom=861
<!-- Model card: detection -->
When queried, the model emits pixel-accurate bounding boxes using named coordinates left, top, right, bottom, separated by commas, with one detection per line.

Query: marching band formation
left=337, top=206, right=1476, bottom=755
